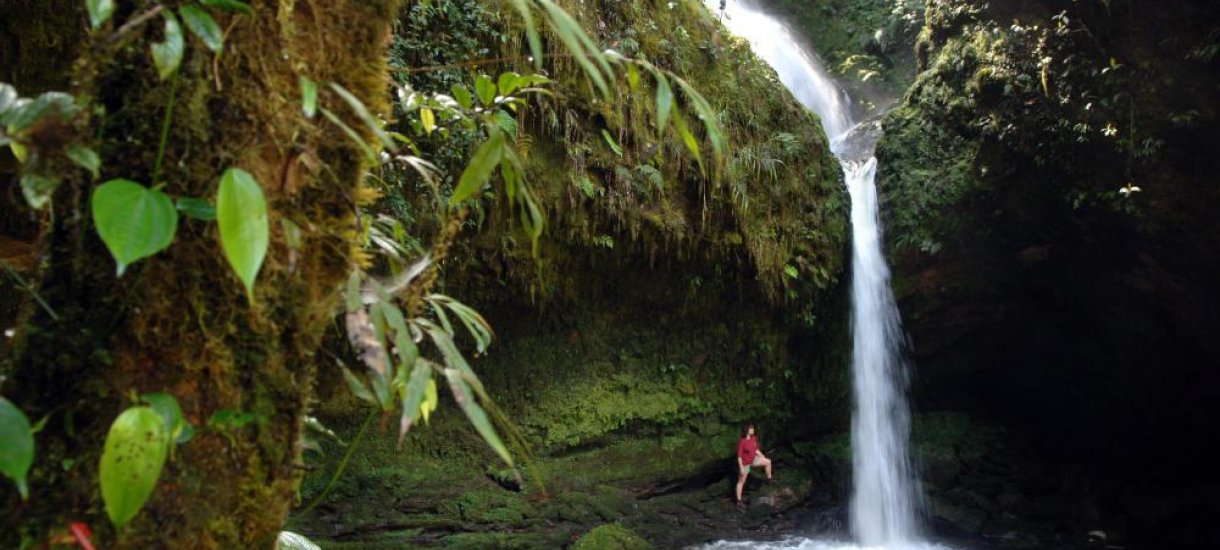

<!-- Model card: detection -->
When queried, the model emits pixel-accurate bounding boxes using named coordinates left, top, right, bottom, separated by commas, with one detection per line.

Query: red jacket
left=737, top=435, right=759, bottom=467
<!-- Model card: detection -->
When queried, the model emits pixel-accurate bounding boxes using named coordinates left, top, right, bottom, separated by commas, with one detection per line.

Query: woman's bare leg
left=735, top=472, right=747, bottom=502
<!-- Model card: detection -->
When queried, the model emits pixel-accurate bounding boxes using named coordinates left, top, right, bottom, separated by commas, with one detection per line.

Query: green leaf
left=92, top=179, right=178, bottom=275
left=537, top=0, right=611, bottom=98
left=421, top=378, right=438, bottom=424
left=198, top=0, right=253, bottom=15
left=449, top=129, right=504, bottom=205
left=8, top=92, right=78, bottom=132
left=141, top=392, right=194, bottom=444
left=497, top=72, right=521, bottom=96
left=475, top=74, right=496, bottom=106
left=508, top=0, right=543, bottom=70
left=673, top=76, right=725, bottom=162
left=341, top=366, right=376, bottom=405
left=66, top=144, right=101, bottom=178
left=397, top=360, right=432, bottom=444
left=345, top=272, right=362, bottom=313
left=654, top=72, right=673, bottom=136
left=671, top=110, right=704, bottom=175
left=217, top=168, right=269, bottom=299
left=444, top=368, right=512, bottom=467
left=87, top=0, right=115, bottom=29
left=176, top=197, right=216, bottom=221
left=420, top=108, right=436, bottom=136
left=450, top=85, right=473, bottom=110
left=179, top=5, right=225, bottom=53
left=151, top=11, right=185, bottom=80
left=320, top=107, right=376, bottom=163
left=300, top=76, right=318, bottom=119
left=601, top=129, right=623, bottom=157
left=100, top=407, right=169, bottom=530
left=21, top=172, right=60, bottom=210
left=328, top=82, right=393, bottom=150
left=0, top=397, right=34, bottom=500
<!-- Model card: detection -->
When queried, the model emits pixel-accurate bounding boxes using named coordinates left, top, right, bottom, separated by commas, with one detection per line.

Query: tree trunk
left=1, top=1, right=398, bottom=547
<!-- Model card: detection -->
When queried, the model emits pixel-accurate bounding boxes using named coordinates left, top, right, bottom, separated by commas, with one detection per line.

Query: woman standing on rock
left=735, top=423, right=773, bottom=506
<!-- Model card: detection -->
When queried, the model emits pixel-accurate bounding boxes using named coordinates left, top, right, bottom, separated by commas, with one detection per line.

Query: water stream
left=700, top=1, right=940, bottom=548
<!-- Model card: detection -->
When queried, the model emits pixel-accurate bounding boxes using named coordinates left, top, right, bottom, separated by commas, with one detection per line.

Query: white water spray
left=704, top=1, right=926, bottom=547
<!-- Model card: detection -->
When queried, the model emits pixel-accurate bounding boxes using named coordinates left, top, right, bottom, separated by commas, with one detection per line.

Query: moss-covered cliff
left=292, top=1, right=853, bottom=547
left=876, top=0, right=1220, bottom=545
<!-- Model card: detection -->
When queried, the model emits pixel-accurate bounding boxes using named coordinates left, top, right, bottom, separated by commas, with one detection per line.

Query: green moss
left=573, top=524, right=652, bottom=550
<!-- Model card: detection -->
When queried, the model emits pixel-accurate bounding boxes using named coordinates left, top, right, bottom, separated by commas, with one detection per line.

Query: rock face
left=875, top=0, right=1220, bottom=546
left=292, top=1, right=853, bottom=547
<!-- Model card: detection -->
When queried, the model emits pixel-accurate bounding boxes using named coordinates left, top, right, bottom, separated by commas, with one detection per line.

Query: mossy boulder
left=573, top=524, right=652, bottom=550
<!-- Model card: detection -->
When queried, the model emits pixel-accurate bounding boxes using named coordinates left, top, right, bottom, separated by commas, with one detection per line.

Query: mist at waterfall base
left=698, top=2, right=948, bottom=549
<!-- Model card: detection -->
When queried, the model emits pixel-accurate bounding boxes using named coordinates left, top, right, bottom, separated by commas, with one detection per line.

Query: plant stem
left=297, top=409, right=377, bottom=516
left=151, top=71, right=180, bottom=185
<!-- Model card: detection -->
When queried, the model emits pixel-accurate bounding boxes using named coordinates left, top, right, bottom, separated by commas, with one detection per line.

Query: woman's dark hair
left=742, top=423, right=756, bottom=437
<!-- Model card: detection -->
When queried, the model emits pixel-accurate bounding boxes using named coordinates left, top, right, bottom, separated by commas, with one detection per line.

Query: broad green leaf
left=100, top=407, right=169, bottom=530
left=87, top=0, right=115, bottom=29
left=397, top=361, right=432, bottom=444
left=92, top=179, right=178, bottom=275
left=65, top=144, right=101, bottom=178
left=450, top=85, right=473, bottom=110
left=217, top=168, right=269, bottom=298
left=179, top=5, right=224, bottom=53
left=0, top=397, right=34, bottom=500
left=655, top=72, right=673, bottom=135
left=475, top=74, right=496, bottom=106
left=141, top=392, right=193, bottom=444
left=176, top=197, right=216, bottom=221
left=449, top=129, right=504, bottom=205
left=151, top=11, right=185, bottom=80
left=8, top=92, right=77, bottom=132
left=420, top=108, right=436, bottom=136
left=199, top=0, right=253, bottom=15
left=497, top=72, right=521, bottom=96
left=300, top=76, right=318, bottom=119
left=444, top=368, right=512, bottom=466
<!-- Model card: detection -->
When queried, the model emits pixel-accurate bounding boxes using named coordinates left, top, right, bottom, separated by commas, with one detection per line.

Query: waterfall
left=705, top=1, right=925, bottom=547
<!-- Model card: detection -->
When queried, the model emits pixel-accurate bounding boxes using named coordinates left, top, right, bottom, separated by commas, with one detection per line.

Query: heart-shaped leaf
left=150, top=11, right=185, bottom=80
left=0, top=398, right=34, bottom=500
left=92, top=179, right=178, bottom=276
left=216, top=168, right=269, bottom=299
left=99, top=407, right=168, bottom=530
left=179, top=5, right=224, bottom=53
